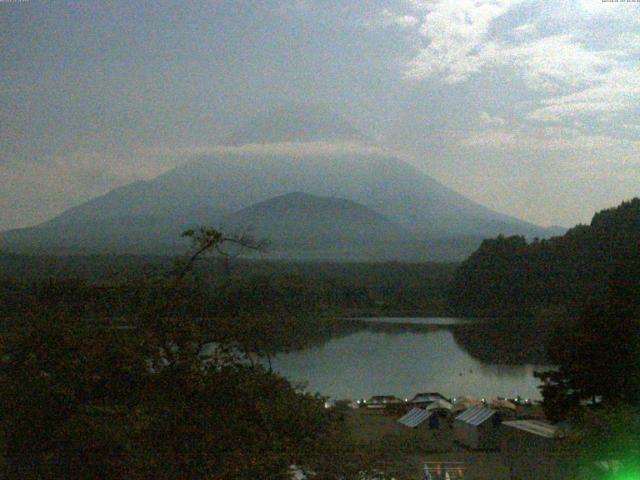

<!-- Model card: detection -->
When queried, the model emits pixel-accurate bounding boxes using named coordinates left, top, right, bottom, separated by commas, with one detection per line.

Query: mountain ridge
left=0, top=106, right=557, bottom=260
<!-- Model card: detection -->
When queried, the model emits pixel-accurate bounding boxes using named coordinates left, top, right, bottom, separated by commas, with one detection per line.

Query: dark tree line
left=0, top=259, right=455, bottom=321
left=449, top=198, right=640, bottom=318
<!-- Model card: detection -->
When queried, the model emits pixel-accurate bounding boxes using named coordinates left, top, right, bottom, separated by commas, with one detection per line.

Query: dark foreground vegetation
left=0, top=228, right=393, bottom=479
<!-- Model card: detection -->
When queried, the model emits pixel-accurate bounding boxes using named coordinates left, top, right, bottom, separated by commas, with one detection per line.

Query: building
left=500, top=420, right=565, bottom=480
left=451, top=396, right=484, bottom=413
left=453, top=406, right=500, bottom=450
left=408, top=392, right=450, bottom=408
left=366, top=395, right=403, bottom=409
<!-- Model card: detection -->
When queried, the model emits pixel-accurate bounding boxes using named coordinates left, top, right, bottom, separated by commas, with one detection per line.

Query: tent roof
left=451, top=397, right=483, bottom=412
left=502, top=420, right=557, bottom=438
left=455, top=406, right=495, bottom=426
left=398, top=407, right=433, bottom=428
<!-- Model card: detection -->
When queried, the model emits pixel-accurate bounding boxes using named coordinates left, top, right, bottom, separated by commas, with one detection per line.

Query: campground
left=345, top=406, right=542, bottom=480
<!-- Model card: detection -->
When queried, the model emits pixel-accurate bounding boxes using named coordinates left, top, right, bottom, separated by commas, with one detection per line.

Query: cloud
left=480, top=111, right=506, bottom=126
left=502, top=34, right=623, bottom=93
left=510, top=23, right=537, bottom=40
left=615, top=32, right=640, bottom=54
left=573, top=0, right=640, bottom=21
left=527, top=65, right=640, bottom=121
left=403, top=0, right=521, bottom=82
left=137, top=140, right=400, bottom=160
left=392, top=0, right=640, bottom=123
left=461, top=125, right=640, bottom=152
left=381, top=8, right=420, bottom=28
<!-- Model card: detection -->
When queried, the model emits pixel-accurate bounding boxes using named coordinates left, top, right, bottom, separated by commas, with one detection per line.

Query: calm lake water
left=271, top=317, right=549, bottom=401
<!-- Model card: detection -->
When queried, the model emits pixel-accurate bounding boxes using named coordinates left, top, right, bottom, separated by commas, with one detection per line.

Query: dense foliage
left=0, top=313, right=348, bottom=479
left=524, top=207, right=640, bottom=476
left=535, top=245, right=640, bottom=420
left=449, top=198, right=640, bottom=317
left=0, top=258, right=456, bottom=320
left=0, top=229, right=352, bottom=479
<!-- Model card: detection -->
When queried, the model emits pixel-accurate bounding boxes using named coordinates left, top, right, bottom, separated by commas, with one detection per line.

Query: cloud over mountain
left=2, top=0, right=638, bottom=232
left=0, top=106, right=554, bottom=260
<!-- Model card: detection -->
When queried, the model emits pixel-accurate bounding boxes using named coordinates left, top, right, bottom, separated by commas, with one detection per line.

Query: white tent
left=427, top=398, right=453, bottom=411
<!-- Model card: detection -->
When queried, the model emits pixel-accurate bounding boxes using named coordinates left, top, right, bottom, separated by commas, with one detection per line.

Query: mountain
left=220, top=192, right=415, bottom=260
left=222, top=192, right=409, bottom=245
left=0, top=105, right=553, bottom=259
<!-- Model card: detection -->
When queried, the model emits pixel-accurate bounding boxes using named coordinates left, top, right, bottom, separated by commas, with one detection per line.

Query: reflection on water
left=271, top=319, right=550, bottom=401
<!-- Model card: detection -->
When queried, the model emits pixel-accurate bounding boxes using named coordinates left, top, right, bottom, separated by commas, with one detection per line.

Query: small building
left=397, top=407, right=433, bottom=428
left=453, top=406, right=500, bottom=450
left=500, top=420, right=564, bottom=480
left=408, top=392, right=449, bottom=408
left=366, top=395, right=403, bottom=409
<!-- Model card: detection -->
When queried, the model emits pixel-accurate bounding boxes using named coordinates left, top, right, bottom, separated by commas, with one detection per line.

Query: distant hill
left=449, top=198, right=640, bottom=317
left=220, top=192, right=410, bottom=259
left=0, top=105, right=555, bottom=260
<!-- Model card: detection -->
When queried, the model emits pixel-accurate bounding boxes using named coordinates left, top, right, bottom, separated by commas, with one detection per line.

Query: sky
left=1, top=0, right=639, bottom=231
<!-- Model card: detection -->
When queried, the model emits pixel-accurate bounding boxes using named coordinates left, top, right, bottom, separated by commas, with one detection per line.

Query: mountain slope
left=33, top=149, right=545, bottom=235
left=220, top=192, right=416, bottom=260
left=0, top=106, right=552, bottom=259
left=223, top=192, right=408, bottom=242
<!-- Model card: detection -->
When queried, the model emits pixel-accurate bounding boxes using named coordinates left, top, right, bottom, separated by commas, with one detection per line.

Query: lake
left=270, top=317, right=550, bottom=401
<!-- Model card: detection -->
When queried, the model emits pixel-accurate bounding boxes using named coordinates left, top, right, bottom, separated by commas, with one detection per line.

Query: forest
left=448, top=198, right=640, bottom=318
left=0, top=255, right=455, bottom=321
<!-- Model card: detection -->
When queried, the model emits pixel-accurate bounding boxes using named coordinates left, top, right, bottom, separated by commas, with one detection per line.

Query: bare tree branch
left=175, top=226, right=268, bottom=286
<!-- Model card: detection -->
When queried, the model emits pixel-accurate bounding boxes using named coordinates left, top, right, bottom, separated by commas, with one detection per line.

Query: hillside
left=449, top=198, right=640, bottom=317
left=221, top=192, right=416, bottom=260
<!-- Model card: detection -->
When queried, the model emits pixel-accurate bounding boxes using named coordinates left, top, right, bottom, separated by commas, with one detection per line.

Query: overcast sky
left=1, top=0, right=639, bottom=231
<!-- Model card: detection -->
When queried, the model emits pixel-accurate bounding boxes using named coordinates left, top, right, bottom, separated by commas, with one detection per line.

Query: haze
left=1, top=0, right=639, bottom=232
